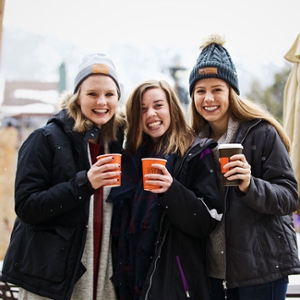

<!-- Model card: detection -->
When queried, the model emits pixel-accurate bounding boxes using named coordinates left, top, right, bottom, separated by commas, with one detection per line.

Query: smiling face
left=193, top=78, right=230, bottom=129
left=77, top=74, right=118, bottom=126
left=141, top=87, right=171, bottom=143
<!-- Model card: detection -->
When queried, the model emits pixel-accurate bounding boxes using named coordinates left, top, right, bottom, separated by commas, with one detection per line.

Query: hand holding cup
left=218, top=143, right=251, bottom=192
left=87, top=153, right=122, bottom=189
left=142, top=158, right=171, bottom=192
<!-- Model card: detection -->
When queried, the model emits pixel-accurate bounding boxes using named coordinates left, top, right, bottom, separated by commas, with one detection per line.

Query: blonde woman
left=189, top=33, right=300, bottom=300
left=108, top=79, right=223, bottom=299
left=1, top=53, right=125, bottom=300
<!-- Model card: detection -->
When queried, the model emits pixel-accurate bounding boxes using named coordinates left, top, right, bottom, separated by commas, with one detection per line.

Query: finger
left=144, top=173, right=164, bottom=180
left=99, top=163, right=121, bottom=172
left=150, top=187, right=168, bottom=194
left=151, top=163, right=166, bottom=172
left=96, top=156, right=115, bottom=166
left=229, top=154, right=245, bottom=161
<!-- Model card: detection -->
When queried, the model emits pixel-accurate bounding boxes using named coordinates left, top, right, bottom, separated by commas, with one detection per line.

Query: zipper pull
left=222, top=280, right=227, bottom=290
left=186, top=291, right=191, bottom=298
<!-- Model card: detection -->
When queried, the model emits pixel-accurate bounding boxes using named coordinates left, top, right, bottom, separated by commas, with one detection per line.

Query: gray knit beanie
left=74, top=53, right=121, bottom=98
left=189, top=34, right=240, bottom=95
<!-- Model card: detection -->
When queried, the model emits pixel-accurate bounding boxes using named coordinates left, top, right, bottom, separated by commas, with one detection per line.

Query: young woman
left=107, top=79, right=223, bottom=299
left=0, top=53, right=125, bottom=300
left=189, top=33, right=300, bottom=300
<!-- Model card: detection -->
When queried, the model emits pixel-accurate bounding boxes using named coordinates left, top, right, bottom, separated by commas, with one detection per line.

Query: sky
left=2, top=0, right=300, bottom=95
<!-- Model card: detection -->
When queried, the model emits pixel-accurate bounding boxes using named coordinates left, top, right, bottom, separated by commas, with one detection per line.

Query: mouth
left=148, top=121, right=162, bottom=128
left=203, top=106, right=219, bottom=112
left=93, top=108, right=108, bottom=114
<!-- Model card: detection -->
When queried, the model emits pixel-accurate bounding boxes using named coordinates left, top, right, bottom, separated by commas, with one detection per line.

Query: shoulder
left=191, top=135, right=217, bottom=153
left=19, top=123, right=66, bottom=157
left=239, top=120, right=288, bottom=157
left=176, top=136, right=216, bottom=169
left=238, top=119, right=278, bottom=141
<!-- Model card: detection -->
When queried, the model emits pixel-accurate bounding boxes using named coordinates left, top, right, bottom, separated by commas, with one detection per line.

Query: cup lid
left=218, top=143, right=243, bottom=150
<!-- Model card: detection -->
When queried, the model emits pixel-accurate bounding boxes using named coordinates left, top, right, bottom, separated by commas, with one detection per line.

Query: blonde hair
left=190, top=87, right=291, bottom=152
left=126, top=79, right=194, bottom=157
left=59, top=89, right=126, bottom=142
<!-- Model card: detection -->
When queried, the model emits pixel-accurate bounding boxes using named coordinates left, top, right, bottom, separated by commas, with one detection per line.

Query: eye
left=195, top=88, right=205, bottom=94
left=88, top=92, right=97, bottom=96
left=106, top=92, right=114, bottom=97
left=214, top=88, right=223, bottom=93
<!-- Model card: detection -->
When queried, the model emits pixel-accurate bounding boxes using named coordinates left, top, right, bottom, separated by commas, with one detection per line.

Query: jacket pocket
left=19, top=225, right=76, bottom=282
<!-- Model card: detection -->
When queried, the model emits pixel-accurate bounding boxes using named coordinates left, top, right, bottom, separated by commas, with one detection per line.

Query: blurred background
left=0, top=0, right=299, bottom=275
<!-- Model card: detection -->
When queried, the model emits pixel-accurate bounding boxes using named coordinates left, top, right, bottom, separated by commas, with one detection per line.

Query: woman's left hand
left=144, top=163, right=173, bottom=193
left=223, top=154, right=251, bottom=193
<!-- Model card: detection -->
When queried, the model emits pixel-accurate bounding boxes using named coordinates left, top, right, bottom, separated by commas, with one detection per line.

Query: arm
left=14, top=128, right=94, bottom=224
left=240, top=124, right=298, bottom=215
left=158, top=150, right=223, bottom=238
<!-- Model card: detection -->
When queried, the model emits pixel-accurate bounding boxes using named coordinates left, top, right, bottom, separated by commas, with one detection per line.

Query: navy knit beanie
left=189, top=34, right=240, bottom=95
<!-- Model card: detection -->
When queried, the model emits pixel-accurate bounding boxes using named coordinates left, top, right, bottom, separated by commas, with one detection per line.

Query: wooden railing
left=0, top=281, right=18, bottom=300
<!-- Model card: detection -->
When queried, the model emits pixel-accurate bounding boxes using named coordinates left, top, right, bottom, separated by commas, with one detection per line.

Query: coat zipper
left=144, top=213, right=168, bottom=300
left=223, top=187, right=229, bottom=299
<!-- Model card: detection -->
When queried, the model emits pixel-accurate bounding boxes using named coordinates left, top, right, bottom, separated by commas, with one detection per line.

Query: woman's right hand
left=223, top=154, right=251, bottom=193
left=87, top=156, right=121, bottom=189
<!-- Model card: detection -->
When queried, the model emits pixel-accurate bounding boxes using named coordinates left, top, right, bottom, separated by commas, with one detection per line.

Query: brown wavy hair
left=190, top=87, right=291, bottom=152
left=125, top=79, right=194, bottom=157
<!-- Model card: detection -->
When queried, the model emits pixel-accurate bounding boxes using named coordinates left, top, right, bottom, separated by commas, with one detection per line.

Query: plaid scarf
left=107, top=146, right=175, bottom=300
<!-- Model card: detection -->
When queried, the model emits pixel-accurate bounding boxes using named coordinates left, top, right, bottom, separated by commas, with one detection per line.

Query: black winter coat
left=224, top=119, right=300, bottom=288
left=0, top=110, right=124, bottom=300
left=139, top=136, right=224, bottom=300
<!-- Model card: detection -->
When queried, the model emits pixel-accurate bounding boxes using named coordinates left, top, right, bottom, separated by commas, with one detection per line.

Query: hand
left=144, top=163, right=173, bottom=193
left=87, top=156, right=121, bottom=189
left=223, top=154, right=251, bottom=193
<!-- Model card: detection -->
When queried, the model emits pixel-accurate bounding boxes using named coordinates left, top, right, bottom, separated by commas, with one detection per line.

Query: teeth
left=94, top=109, right=107, bottom=113
left=204, top=106, right=218, bottom=111
left=148, top=121, right=161, bottom=128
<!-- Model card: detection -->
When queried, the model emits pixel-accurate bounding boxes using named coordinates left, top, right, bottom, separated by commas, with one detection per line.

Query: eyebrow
left=195, top=84, right=225, bottom=89
left=142, top=99, right=164, bottom=105
left=85, top=87, right=117, bottom=93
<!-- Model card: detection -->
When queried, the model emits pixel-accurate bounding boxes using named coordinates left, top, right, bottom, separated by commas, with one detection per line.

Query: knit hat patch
left=74, top=53, right=121, bottom=98
left=189, top=34, right=240, bottom=95
left=91, top=64, right=109, bottom=74
left=198, top=67, right=218, bottom=75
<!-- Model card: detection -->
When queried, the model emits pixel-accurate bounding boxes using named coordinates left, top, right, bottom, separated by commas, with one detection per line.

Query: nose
left=204, top=91, right=214, bottom=101
left=96, top=95, right=106, bottom=105
left=146, top=107, right=156, bottom=117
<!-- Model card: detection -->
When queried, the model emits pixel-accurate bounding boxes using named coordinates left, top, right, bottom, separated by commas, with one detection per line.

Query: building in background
left=0, top=80, right=59, bottom=259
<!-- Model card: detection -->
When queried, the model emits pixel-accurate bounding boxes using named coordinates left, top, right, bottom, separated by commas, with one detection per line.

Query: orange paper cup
left=142, top=158, right=167, bottom=191
left=96, top=153, right=122, bottom=187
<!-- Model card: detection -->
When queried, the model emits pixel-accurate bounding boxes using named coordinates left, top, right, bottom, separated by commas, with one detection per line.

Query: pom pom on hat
left=74, top=53, right=121, bottom=98
left=189, top=33, right=240, bottom=95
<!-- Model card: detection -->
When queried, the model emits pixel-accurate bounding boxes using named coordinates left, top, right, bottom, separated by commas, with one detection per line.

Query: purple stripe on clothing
left=176, top=255, right=190, bottom=298
left=199, top=148, right=212, bottom=160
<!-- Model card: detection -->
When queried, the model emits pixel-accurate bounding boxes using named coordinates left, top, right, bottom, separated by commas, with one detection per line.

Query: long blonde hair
left=190, top=87, right=291, bottom=152
left=59, top=89, right=126, bottom=142
left=126, top=80, right=194, bottom=157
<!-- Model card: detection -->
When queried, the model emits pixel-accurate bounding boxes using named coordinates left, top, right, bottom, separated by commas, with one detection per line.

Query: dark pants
left=210, top=277, right=288, bottom=300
